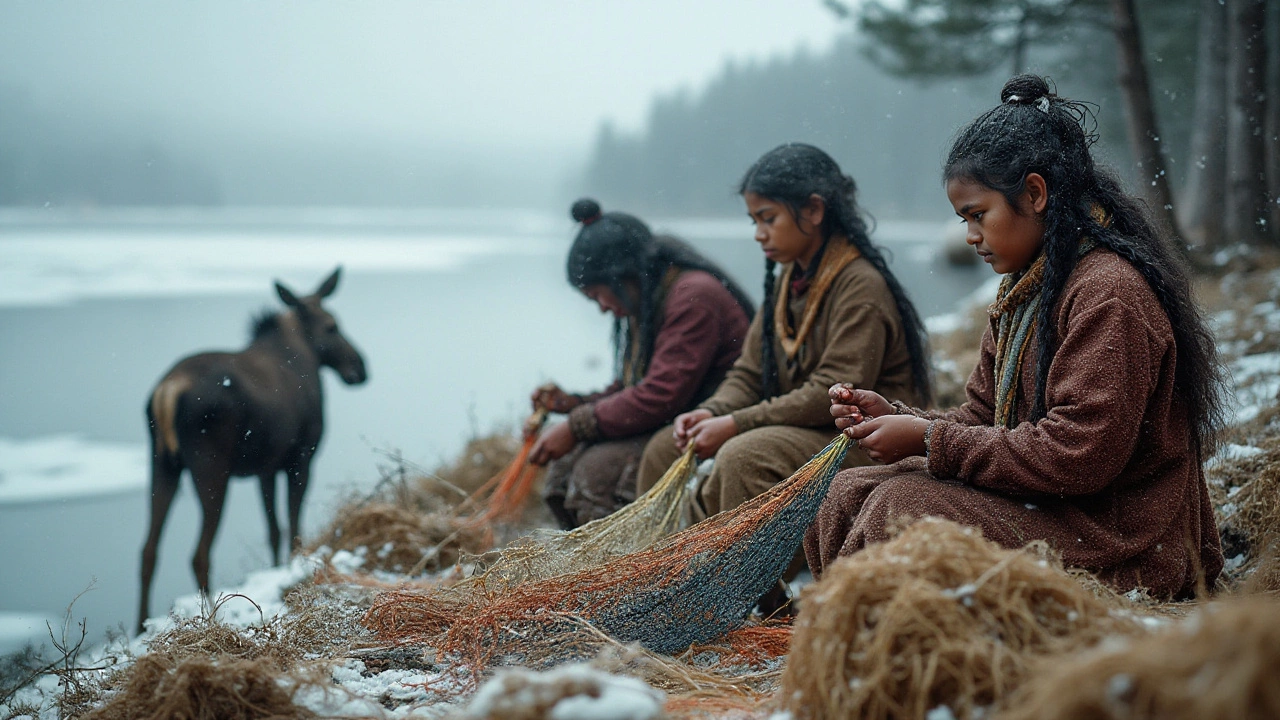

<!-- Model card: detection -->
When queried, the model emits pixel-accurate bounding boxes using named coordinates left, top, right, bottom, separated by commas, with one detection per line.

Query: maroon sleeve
left=591, top=273, right=739, bottom=440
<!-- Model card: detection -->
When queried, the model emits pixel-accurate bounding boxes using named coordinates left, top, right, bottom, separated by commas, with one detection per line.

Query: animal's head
left=275, top=267, right=369, bottom=385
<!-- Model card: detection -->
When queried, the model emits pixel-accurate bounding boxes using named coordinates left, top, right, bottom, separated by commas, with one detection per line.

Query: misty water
left=0, top=208, right=987, bottom=647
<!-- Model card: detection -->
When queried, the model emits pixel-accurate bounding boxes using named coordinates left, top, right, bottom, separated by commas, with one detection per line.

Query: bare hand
left=829, top=384, right=896, bottom=432
left=531, top=383, right=580, bottom=414
left=843, top=414, right=929, bottom=464
left=687, top=415, right=738, bottom=459
left=673, top=409, right=714, bottom=452
left=529, top=421, right=576, bottom=466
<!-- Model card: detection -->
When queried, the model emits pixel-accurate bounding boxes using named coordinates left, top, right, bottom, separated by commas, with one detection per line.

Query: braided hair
left=566, top=198, right=755, bottom=383
left=738, top=143, right=934, bottom=403
left=944, top=75, right=1225, bottom=455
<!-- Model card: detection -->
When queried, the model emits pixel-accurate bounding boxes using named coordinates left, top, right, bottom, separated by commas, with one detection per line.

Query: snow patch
left=0, top=435, right=146, bottom=505
left=0, top=612, right=59, bottom=656
left=464, top=664, right=664, bottom=720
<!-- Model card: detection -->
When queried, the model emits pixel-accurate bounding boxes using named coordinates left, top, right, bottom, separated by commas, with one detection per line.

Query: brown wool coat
left=805, top=249, right=1224, bottom=598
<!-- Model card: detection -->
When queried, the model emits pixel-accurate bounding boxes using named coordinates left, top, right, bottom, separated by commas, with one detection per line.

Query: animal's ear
left=315, top=266, right=342, bottom=298
left=276, top=281, right=302, bottom=308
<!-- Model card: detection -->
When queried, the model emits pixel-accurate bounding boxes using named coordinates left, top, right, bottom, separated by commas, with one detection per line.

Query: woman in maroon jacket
left=529, top=198, right=753, bottom=529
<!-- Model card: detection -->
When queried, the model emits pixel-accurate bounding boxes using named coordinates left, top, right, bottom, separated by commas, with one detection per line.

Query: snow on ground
left=0, top=435, right=147, bottom=505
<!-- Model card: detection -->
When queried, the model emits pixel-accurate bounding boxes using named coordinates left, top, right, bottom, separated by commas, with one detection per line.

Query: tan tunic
left=699, top=255, right=920, bottom=429
left=805, top=249, right=1223, bottom=598
left=637, top=254, right=919, bottom=518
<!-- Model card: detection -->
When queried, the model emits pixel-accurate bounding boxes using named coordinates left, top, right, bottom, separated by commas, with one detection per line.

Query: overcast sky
left=0, top=1, right=845, bottom=156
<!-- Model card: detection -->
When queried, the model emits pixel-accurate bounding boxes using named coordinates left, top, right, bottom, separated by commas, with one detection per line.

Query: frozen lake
left=0, top=207, right=987, bottom=651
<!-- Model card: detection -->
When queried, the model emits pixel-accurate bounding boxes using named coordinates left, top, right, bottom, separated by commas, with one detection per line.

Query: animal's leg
left=139, top=450, right=182, bottom=634
left=258, top=472, right=282, bottom=566
left=285, top=454, right=313, bottom=557
left=189, top=460, right=231, bottom=599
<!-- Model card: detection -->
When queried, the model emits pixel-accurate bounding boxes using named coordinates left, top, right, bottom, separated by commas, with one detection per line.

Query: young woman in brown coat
left=808, top=76, right=1226, bottom=598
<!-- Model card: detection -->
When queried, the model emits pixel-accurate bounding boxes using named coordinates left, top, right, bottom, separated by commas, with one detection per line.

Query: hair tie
left=1037, top=96, right=1051, bottom=114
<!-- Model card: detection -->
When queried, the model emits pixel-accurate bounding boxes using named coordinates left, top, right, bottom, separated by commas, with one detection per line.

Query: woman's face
left=946, top=174, right=1048, bottom=275
left=743, top=191, right=827, bottom=269
left=581, top=283, right=631, bottom=318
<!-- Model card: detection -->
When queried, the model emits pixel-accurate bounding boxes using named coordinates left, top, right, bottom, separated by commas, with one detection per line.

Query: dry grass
left=780, top=518, right=1145, bottom=720
left=308, top=502, right=489, bottom=575
left=995, top=596, right=1280, bottom=720
left=1206, top=403, right=1280, bottom=586
left=303, top=429, right=544, bottom=577
left=83, top=654, right=314, bottom=720
left=80, top=592, right=357, bottom=720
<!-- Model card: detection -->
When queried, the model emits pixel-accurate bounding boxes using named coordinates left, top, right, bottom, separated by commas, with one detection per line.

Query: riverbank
left=4, top=250, right=1279, bottom=720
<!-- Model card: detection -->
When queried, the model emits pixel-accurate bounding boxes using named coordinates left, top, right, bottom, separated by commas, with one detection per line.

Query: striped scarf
left=989, top=238, right=1098, bottom=428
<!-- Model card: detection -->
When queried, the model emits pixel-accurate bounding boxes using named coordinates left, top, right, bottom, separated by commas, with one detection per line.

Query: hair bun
left=1000, top=74, right=1051, bottom=105
left=571, top=198, right=603, bottom=225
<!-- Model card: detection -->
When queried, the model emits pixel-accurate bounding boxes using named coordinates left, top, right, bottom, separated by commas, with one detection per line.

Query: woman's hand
left=531, top=383, right=580, bottom=414
left=673, top=409, right=713, bottom=451
left=686, top=415, right=738, bottom=459
left=843, top=414, right=929, bottom=464
left=529, top=421, right=576, bottom=466
left=829, top=384, right=896, bottom=432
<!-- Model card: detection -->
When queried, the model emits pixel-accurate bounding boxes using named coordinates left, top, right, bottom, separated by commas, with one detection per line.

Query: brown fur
left=138, top=268, right=367, bottom=634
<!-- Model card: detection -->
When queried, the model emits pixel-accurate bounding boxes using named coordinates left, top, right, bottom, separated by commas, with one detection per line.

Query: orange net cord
left=458, top=407, right=548, bottom=527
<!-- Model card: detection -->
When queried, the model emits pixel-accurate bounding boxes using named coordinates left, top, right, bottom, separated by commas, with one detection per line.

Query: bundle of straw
left=781, top=518, right=1142, bottom=720
left=996, top=597, right=1280, bottom=720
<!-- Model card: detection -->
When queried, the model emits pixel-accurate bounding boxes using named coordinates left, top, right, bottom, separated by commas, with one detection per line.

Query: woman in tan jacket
left=637, top=143, right=933, bottom=527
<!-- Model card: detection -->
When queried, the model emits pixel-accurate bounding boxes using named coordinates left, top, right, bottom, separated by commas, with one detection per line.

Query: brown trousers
left=638, top=424, right=872, bottom=523
left=542, top=435, right=649, bottom=529
left=804, top=457, right=1053, bottom=577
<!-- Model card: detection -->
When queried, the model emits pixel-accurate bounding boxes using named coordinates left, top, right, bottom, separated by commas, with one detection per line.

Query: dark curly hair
left=566, top=198, right=755, bottom=382
left=739, top=143, right=933, bottom=403
left=944, top=74, right=1225, bottom=455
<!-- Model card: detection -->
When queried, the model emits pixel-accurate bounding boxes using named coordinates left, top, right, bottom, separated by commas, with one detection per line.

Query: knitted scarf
left=774, top=238, right=862, bottom=361
left=989, top=237, right=1098, bottom=428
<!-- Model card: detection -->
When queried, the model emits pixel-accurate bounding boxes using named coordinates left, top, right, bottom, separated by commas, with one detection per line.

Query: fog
left=0, top=1, right=842, bottom=208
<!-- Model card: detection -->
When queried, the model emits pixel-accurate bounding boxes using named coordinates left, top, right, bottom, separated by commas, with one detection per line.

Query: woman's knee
left=856, top=474, right=941, bottom=541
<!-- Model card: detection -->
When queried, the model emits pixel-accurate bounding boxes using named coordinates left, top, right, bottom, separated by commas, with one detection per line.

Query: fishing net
left=780, top=517, right=1144, bottom=720
left=457, top=408, right=549, bottom=529
left=363, top=435, right=851, bottom=677
left=459, top=445, right=700, bottom=589
left=996, top=596, right=1280, bottom=720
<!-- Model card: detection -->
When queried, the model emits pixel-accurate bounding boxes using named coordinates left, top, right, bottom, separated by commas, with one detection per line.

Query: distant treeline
left=0, top=88, right=223, bottom=206
left=580, top=8, right=1200, bottom=220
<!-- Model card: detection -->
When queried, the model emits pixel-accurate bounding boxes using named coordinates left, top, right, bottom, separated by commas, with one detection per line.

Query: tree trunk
left=1012, top=5, right=1030, bottom=75
left=1182, top=0, right=1230, bottom=249
left=1268, top=0, right=1280, bottom=241
left=1110, top=0, right=1183, bottom=242
left=1226, top=0, right=1270, bottom=245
